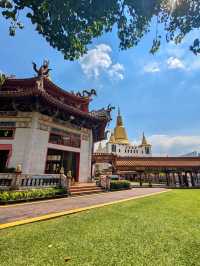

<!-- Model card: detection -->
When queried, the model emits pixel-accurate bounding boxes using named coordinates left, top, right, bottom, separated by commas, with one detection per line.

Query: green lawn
left=1, top=190, right=200, bottom=266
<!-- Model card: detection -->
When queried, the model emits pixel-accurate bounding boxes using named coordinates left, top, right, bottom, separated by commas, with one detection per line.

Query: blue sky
left=1, top=14, right=200, bottom=155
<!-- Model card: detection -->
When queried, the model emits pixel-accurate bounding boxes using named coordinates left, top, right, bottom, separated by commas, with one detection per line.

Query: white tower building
left=96, top=108, right=152, bottom=157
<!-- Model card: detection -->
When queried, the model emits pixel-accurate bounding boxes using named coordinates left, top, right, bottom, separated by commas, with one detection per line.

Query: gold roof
left=113, top=108, right=129, bottom=145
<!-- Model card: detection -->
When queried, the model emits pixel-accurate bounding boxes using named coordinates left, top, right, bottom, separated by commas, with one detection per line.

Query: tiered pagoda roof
left=0, top=63, right=114, bottom=142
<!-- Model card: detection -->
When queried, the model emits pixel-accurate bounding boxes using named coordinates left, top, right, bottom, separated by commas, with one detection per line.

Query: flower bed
left=0, top=187, right=67, bottom=204
left=110, top=180, right=131, bottom=191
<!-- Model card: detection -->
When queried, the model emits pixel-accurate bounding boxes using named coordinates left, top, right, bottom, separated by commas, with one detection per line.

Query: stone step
left=71, top=188, right=104, bottom=196
left=70, top=186, right=100, bottom=192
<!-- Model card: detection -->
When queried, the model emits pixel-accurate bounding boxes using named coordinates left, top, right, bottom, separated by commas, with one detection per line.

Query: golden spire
left=141, top=132, right=151, bottom=146
left=113, top=107, right=129, bottom=144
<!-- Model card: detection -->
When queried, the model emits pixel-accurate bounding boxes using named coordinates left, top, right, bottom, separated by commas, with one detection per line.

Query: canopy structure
left=116, top=156, right=200, bottom=172
left=92, top=153, right=200, bottom=187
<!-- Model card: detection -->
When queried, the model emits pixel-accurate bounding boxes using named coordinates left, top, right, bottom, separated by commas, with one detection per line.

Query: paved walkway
left=0, top=188, right=167, bottom=225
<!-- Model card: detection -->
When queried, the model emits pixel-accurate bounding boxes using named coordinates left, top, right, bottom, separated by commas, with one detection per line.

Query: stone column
left=187, top=172, right=192, bottom=187
left=195, top=172, right=199, bottom=186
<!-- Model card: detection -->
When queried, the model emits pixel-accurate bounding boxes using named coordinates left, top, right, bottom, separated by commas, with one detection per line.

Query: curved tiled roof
left=92, top=153, right=200, bottom=170
left=0, top=78, right=110, bottom=122
left=1, top=77, right=89, bottom=103
left=116, top=157, right=200, bottom=168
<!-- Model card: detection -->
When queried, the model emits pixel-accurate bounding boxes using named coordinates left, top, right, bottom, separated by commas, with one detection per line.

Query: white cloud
left=108, top=63, right=125, bottom=80
left=167, top=57, right=185, bottom=69
left=80, top=44, right=124, bottom=80
left=143, top=62, right=160, bottom=73
left=148, top=134, right=200, bottom=156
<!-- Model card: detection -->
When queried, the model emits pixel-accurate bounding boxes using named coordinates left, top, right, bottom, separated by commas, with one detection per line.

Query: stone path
left=0, top=188, right=167, bottom=225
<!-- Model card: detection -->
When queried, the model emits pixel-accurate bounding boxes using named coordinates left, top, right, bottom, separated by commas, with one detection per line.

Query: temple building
left=0, top=61, right=112, bottom=182
left=96, top=108, right=152, bottom=157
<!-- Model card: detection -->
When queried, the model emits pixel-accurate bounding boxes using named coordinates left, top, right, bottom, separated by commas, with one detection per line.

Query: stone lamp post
left=67, top=170, right=72, bottom=195
left=11, top=164, right=22, bottom=190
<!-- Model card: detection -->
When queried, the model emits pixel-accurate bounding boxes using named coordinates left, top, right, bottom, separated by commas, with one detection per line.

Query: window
left=49, top=131, right=81, bottom=148
left=112, top=144, right=116, bottom=152
left=0, top=128, right=15, bottom=139
left=71, top=133, right=81, bottom=148
left=145, top=147, right=150, bottom=154
left=0, top=122, right=16, bottom=127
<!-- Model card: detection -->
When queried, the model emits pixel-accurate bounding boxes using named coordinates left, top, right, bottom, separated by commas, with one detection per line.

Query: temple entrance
left=45, top=148, right=80, bottom=182
left=0, top=150, right=9, bottom=172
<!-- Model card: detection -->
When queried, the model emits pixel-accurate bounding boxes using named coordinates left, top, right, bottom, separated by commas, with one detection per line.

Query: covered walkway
left=93, top=154, right=200, bottom=187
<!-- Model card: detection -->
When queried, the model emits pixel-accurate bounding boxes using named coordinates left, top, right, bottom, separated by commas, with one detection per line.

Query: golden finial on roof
left=116, top=107, right=123, bottom=126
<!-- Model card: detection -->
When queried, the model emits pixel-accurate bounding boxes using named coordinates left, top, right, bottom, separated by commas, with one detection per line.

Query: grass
left=1, top=190, right=200, bottom=266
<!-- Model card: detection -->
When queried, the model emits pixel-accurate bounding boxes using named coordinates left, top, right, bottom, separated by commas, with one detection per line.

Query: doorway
left=0, top=150, right=9, bottom=172
left=45, top=148, right=80, bottom=182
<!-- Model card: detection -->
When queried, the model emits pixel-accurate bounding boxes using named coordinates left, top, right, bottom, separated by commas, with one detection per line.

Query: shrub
left=0, top=187, right=66, bottom=203
left=110, top=180, right=131, bottom=190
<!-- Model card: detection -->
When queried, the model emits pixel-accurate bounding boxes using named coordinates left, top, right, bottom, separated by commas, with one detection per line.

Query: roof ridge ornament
left=0, top=73, right=6, bottom=86
left=32, top=59, right=52, bottom=78
left=76, top=89, right=97, bottom=98
left=90, top=104, right=115, bottom=122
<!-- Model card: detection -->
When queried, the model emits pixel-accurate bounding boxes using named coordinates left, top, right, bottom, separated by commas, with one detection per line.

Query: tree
left=1, top=0, right=200, bottom=60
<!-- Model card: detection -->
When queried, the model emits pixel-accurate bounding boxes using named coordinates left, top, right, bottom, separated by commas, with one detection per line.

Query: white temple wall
left=22, top=113, right=49, bottom=174
left=104, top=142, right=152, bottom=157
left=1, top=128, right=30, bottom=169
left=2, top=112, right=49, bottom=173
left=0, top=112, right=94, bottom=181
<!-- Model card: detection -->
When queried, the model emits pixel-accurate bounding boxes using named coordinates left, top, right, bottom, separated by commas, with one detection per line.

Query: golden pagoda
left=113, top=108, right=129, bottom=145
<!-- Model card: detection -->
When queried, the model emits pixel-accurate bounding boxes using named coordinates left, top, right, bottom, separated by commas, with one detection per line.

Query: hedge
left=110, top=180, right=131, bottom=190
left=0, top=187, right=66, bottom=203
